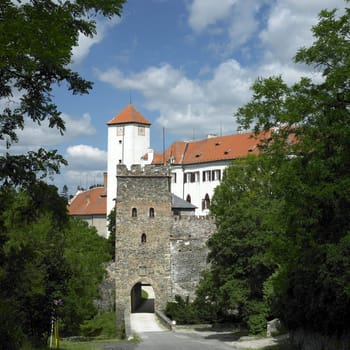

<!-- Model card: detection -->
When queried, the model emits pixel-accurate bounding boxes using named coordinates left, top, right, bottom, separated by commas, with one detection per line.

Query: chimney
left=103, top=172, right=107, bottom=189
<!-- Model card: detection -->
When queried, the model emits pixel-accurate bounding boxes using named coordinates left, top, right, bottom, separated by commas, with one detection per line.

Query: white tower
left=107, top=104, right=152, bottom=215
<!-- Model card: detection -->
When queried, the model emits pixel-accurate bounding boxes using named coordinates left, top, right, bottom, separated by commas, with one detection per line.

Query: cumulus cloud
left=188, top=0, right=237, bottom=32
left=66, top=144, right=107, bottom=171
left=95, top=0, right=344, bottom=142
left=50, top=145, right=107, bottom=192
left=72, top=16, right=122, bottom=64
left=259, top=0, right=345, bottom=65
left=97, top=61, right=255, bottom=138
left=0, top=113, right=96, bottom=155
left=187, top=0, right=344, bottom=61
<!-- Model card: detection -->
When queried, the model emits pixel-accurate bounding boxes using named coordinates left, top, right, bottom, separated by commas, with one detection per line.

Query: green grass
left=60, top=338, right=127, bottom=350
left=60, top=341, right=101, bottom=350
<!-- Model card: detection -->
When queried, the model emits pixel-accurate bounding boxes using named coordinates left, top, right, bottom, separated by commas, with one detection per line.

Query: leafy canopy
left=235, top=1, right=350, bottom=336
left=0, top=0, right=126, bottom=186
left=196, top=1, right=350, bottom=337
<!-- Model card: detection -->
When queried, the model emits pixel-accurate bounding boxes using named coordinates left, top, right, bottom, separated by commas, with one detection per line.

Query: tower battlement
left=117, top=164, right=170, bottom=177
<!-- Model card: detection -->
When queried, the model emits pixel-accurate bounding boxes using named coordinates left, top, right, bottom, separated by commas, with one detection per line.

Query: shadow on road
left=191, top=325, right=248, bottom=342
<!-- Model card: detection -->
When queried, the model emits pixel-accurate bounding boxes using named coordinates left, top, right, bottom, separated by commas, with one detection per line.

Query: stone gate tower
left=115, top=164, right=172, bottom=331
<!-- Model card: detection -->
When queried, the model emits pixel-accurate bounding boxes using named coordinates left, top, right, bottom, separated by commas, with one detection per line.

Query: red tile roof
left=152, top=132, right=268, bottom=165
left=68, top=187, right=107, bottom=216
left=107, top=104, right=151, bottom=126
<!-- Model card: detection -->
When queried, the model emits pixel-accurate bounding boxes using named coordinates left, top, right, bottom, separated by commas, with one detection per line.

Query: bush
left=80, top=312, right=116, bottom=338
left=165, top=295, right=200, bottom=324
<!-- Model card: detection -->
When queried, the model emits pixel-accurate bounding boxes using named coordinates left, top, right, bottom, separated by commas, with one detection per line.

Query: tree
left=195, top=155, right=281, bottom=333
left=61, top=219, right=110, bottom=336
left=0, top=184, right=110, bottom=347
left=0, top=1, right=126, bottom=346
left=107, top=207, right=116, bottom=260
left=0, top=0, right=126, bottom=187
left=236, top=1, right=350, bottom=338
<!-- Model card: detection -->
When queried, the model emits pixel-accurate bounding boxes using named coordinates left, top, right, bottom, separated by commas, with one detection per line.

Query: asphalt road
left=99, top=329, right=238, bottom=350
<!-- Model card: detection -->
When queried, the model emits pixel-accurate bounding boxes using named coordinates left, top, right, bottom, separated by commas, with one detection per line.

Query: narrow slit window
left=132, top=208, right=137, bottom=217
left=149, top=207, right=155, bottom=217
left=141, top=233, right=147, bottom=243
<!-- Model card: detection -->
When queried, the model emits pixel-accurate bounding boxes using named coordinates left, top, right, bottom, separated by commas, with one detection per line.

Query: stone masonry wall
left=115, top=165, right=173, bottom=331
left=170, top=215, right=216, bottom=301
left=115, top=164, right=218, bottom=331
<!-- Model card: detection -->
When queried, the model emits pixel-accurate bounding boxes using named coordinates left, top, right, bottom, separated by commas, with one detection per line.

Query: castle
left=114, top=164, right=216, bottom=331
left=68, top=104, right=263, bottom=329
left=69, top=103, right=262, bottom=236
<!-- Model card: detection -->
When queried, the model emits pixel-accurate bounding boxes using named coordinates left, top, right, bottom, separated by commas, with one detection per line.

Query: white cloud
left=49, top=145, right=107, bottom=193
left=188, top=0, right=237, bottom=32
left=0, top=113, right=96, bottom=154
left=66, top=144, right=107, bottom=171
left=260, top=0, right=345, bottom=65
left=72, top=16, right=122, bottom=64
left=97, top=60, right=255, bottom=139
left=97, top=60, right=322, bottom=142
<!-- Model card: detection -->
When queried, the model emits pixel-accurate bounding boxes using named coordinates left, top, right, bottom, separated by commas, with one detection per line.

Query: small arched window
left=149, top=207, right=155, bottom=217
left=186, top=194, right=191, bottom=203
left=204, top=193, right=210, bottom=209
left=132, top=208, right=137, bottom=217
left=141, top=233, right=147, bottom=243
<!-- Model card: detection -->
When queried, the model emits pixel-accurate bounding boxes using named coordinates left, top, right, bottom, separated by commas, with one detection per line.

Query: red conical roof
left=107, top=104, right=151, bottom=125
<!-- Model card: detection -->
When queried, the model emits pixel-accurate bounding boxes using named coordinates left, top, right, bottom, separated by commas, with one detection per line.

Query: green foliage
left=195, top=155, right=279, bottom=333
left=107, top=208, right=116, bottom=260
left=61, top=219, right=110, bottom=336
left=80, top=312, right=116, bottom=338
left=0, top=0, right=125, bottom=187
left=165, top=295, right=201, bottom=324
left=141, top=289, right=149, bottom=300
left=196, top=2, right=350, bottom=338
left=0, top=185, right=110, bottom=347
left=234, top=1, right=350, bottom=339
left=0, top=0, right=126, bottom=347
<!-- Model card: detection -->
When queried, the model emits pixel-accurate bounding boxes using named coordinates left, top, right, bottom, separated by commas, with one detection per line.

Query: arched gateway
left=115, top=165, right=172, bottom=333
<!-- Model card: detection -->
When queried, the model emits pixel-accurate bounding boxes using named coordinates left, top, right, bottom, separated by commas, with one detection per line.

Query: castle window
left=202, top=170, right=211, bottom=182
left=117, top=126, right=124, bottom=136
left=212, top=169, right=221, bottom=181
left=132, top=208, right=137, bottom=217
left=141, top=233, right=147, bottom=243
left=138, top=126, right=145, bottom=136
left=149, top=207, right=155, bottom=217
left=204, top=193, right=210, bottom=209
left=171, top=172, right=177, bottom=183
left=184, top=172, right=199, bottom=183
left=186, top=194, right=191, bottom=203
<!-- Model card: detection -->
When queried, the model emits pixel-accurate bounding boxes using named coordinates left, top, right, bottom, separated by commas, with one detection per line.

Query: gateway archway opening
left=130, top=283, right=155, bottom=313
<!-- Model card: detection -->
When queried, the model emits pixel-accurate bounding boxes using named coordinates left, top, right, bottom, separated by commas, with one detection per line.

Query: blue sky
left=6, top=0, right=346, bottom=193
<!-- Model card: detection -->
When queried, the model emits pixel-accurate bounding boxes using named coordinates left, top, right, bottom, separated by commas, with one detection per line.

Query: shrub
left=165, top=295, right=200, bottom=324
left=80, top=312, right=116, bottom=338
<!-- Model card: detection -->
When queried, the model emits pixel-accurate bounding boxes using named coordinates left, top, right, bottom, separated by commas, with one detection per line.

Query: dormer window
left=224, top=149, right=231, bottom=155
